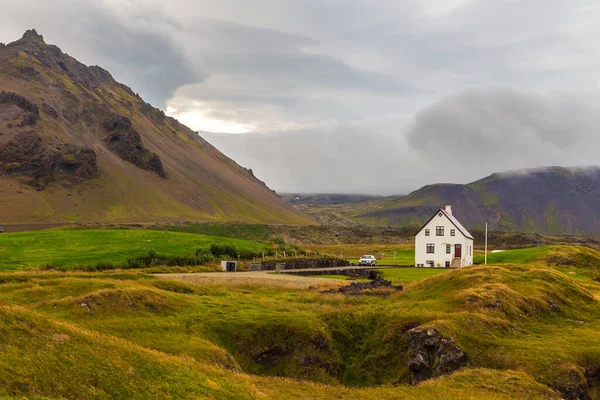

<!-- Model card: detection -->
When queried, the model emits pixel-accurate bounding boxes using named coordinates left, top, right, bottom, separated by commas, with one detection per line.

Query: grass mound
left=68, top=288, right=176, bottom=313
left=0, top=303, right=558, bottom=399
left=443, top=265, right=596, bottom=318
left=3, top=244, right=600, bottom=398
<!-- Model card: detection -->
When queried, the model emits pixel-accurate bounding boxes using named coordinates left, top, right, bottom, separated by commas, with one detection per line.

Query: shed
left=221, top=261, right=237, bottom=272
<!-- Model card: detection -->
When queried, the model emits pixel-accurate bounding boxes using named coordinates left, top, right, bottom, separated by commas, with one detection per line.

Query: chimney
left=445, top=205, right=452, bottom=215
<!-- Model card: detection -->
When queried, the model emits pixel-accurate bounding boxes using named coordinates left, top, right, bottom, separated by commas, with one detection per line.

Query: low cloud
left=207, top=86, right=600, bottom=194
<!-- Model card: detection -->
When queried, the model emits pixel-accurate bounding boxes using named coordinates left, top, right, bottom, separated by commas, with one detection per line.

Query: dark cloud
left=2, top=1, right=600, bottom=193
left=0, top=0, right=204, bottom=106
left=206, top=86, right=600, bottom=194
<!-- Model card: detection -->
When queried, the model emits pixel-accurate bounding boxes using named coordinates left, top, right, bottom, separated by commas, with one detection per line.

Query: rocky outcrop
left=0, top=91, right=40, bottom=126
left=103, top=115, right=165, bottom=178
left=0, top=131, right=98, bottom=189
left=41, top=103, right=59, bottom=119
left=406, top=328, right=468, bottom=385
left=321, top=277, right=404, bottom=295
left=552, top=369, right=592, bottom=400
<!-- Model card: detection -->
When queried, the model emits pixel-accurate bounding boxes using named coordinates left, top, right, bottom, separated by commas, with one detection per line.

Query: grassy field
left=379, top=267, right=451, bottom=284
left=0, top=230, right=264, bottom=270
left=2, top=249, right=600, bottom=398
left=2, top=229, right=600, bottom=398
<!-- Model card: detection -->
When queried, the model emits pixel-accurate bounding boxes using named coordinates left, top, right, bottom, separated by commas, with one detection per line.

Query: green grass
left=155, top=223, right=272, bottom=242
left=0, top=230, right=264, bottom=270
left=348, top=249, right=415, bottom=266
left=378, top=267, right=452, bottom=284
left=473, top=247, right=550, bottom=265
left=308, top=274, right=357, bottom=280
left=0, top=267, right=570, bottom=399
left=0, top=237, right=600, bottom=398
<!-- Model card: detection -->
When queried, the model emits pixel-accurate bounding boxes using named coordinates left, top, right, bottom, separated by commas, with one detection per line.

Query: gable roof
left=415, top=208, right=474, bottom=240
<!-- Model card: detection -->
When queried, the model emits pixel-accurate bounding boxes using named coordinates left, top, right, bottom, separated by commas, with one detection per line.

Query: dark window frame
left=436, top=226, right=444, bottom=236
left=426, top=244, right=435, bottom=254
left=446, top=244, right=451, bottom=254
left=450, top=229, right=455, bottom=236
left=425, top=229, right=430, bottom=236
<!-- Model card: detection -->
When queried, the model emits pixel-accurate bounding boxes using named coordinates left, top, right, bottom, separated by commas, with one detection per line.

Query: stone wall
left=259, top=259, right=351, bottom=271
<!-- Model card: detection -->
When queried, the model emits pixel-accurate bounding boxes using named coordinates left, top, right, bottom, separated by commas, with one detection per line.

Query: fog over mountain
left=4, top=1, right=600, bottom=194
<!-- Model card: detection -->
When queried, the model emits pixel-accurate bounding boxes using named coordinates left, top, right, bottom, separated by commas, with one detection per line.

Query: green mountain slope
left=0, top=30, right=311, bottom=225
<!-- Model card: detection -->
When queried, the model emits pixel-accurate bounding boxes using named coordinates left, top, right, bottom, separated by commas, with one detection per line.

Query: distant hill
left=352, top=166, right=600, bottom=234
left=280, top=193, right=386, bottom=206
left=0, top=30, right=310, bottom=225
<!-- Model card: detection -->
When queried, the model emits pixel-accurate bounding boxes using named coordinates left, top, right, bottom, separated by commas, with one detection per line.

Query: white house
left=415, top=205, right=474, bottom=268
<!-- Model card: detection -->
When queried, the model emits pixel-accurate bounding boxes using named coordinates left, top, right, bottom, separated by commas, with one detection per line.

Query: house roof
left=416, top=208, right=474, bottom=240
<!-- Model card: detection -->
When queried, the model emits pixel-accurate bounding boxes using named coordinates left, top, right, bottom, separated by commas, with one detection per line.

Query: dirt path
left=158, top=271, right=347, bottom=290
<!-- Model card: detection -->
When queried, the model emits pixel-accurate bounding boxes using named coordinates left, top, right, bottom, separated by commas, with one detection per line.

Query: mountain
left=294, top=166, right=600, bottom=234
left=355, top=166, right=600, bottom=234
left=280, top=193, right=385, bottom=206
left=0, top=30, right=310, bottom=225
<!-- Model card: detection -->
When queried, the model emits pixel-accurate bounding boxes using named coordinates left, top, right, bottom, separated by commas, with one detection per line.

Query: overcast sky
left=2, top=0, right=600, bottom=194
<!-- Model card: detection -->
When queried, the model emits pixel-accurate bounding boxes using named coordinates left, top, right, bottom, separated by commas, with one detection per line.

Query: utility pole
left=485, top=222, right=488, bottom=265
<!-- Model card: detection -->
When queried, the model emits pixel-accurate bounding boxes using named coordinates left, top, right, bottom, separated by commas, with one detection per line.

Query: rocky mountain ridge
left=0, top=30, right=310, bottom=224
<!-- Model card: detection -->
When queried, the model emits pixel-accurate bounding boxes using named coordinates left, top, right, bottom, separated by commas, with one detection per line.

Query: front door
left=455, top=244, right=462, bottom=258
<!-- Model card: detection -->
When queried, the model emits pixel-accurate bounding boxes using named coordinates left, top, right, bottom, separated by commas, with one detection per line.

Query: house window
left=445, top=261, right=450, bottom=268
left=426, top=244, right=435, bottom=254
left=438, top=213, right=443, bottom=217
left=470, top=246, right=472, bottom=256
left=436, top=226, right=444, bottom=236
left=446, top=244, right=451, bottom=254
left=450, top=229, right=455, bottom=236
left=426, top=261, right=434, bottom=267
left=425, top=229, right=430, bottom=236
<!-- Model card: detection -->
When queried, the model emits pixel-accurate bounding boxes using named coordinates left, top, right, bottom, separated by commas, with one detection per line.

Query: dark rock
left=321, top=277, right=403, bottom=295
left=139, top=103, right=167, bottom=124
left=339, top=277, right=403, bottom=294
left=548, top=300, right=562, bottom=313
left=254, top=345, right=292, bottom=367
left=88, top=66, right=113, bottom=83
left=555, top=370, right=591, bottom=400
left=22, top=29, right=44, bottom=42
left=21, top=113, right=38, bottom=126
left=103, top=115, right=166, bottom=178
left=0, top=91, right=40, bottom=116
left=62, top=109, right=79, bottom=124
left=41, top=103, right=59, bottom=119
left=16, top=66, right=39, bottom=80
left=0, top=43, right=5, bottom=50
left=0, top=131, right=98, bottom=190
left=407, top=327, right=469, bottom=385
left=0, top=91, right=40, bottom=126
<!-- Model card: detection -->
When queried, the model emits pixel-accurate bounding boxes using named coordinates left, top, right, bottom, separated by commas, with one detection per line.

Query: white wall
left=415, top=212, right=474, bottom=267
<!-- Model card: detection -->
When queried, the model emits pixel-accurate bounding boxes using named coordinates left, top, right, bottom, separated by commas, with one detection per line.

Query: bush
left=40, top=242, right=303, bottom=271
